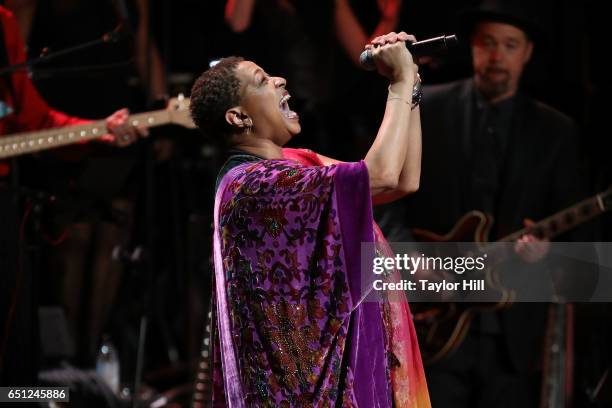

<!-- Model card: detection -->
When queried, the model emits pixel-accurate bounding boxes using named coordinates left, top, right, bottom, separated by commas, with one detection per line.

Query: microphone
left=359, top=34, right=459, bottom=70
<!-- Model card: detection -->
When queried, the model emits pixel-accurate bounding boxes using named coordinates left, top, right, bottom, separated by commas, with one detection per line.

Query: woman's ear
left=225, top=107, right=250, bottom=129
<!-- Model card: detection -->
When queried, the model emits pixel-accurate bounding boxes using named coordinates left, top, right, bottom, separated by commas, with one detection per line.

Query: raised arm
left=362, top=32, right=420, bottom=196
left=372, top=103, right=421, bottom=204
left=313, top=32, right=420, bottom=198
left=316, top=103, right=421, bottom=204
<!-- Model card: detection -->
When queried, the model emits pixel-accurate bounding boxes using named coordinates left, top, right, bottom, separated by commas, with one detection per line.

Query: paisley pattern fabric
left=212, top=151, right=430, bottom=407
left=283, top=148, right=431, bottom=408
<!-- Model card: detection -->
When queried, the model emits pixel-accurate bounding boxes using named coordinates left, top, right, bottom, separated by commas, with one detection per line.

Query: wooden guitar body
left=408, top=187, right=611, bottom=364
left=410, top=211, right=512, bottom=364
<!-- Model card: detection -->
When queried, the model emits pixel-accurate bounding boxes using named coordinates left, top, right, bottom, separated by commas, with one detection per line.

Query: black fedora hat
left=458, top=0, right=544, bottom=44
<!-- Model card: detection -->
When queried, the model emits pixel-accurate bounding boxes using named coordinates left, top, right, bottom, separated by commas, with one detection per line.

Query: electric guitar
left=411, top=185, right=612, bottom=364
left=0, top=95, right=194, bottom=160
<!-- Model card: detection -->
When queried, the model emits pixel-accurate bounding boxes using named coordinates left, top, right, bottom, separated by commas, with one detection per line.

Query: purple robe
left=212, top=158, right=391, bottom=407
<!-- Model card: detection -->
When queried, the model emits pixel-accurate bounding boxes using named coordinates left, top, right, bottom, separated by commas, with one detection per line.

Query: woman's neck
left=233, top=138, right=284, bottom=160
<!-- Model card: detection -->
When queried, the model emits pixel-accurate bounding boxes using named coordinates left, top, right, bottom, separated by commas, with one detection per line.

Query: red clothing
left=282, top=147, right=323, bottom=166
left=0, top=6, right=87, bottom=136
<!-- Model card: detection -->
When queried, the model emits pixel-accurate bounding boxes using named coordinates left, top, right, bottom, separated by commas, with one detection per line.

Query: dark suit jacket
left=395, top=78, right=589, bottom=371
left=411, top=78, right=585, bottom=238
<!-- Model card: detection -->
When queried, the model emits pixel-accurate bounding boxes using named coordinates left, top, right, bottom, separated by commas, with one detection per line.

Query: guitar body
left=410, top=186, right=612, bottom=364
left=410, top=211, right=513, bottom=364
left=412, top=210, right=493, bottom=243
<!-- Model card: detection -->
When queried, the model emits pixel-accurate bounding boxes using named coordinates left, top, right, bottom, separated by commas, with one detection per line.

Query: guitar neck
left=498, top=194, right=607, bottom=242
left=0, top=109, right=171, bottom=159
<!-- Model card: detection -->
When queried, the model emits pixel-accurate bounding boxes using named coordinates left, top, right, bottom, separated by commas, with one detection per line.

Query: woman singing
left=190, top=31, right=430, bottom=407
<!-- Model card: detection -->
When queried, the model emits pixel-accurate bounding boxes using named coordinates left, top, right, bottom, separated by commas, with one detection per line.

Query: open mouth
left=279, top=93, right=298, bottom=120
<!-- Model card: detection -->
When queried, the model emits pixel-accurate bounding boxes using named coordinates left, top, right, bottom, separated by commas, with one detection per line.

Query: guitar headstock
left=601, top=184, right=612, bottom=211
left=167, top=94, right=196, bottom=129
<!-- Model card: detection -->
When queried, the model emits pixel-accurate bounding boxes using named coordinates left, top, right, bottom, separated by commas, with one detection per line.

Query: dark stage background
left=1, top=0, right=611, bottom=407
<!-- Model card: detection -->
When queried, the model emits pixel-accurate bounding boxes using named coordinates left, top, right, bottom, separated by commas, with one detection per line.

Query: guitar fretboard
left=498, top=194, right=607, bottom=243
left=0, top=110, right=171, bottom=159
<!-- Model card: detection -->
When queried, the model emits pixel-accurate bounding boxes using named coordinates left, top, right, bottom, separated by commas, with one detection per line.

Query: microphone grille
left=359, top=49, right=376, bottom=71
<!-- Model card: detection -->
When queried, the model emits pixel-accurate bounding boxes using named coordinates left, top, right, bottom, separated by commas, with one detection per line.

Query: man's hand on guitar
left=514, top=218, right=550, bottom=263
left=102, top=108, right=150, bottom=147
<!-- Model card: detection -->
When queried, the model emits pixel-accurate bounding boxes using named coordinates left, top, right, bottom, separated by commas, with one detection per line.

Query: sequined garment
left=212, top=153, right=430, bottom=407
left=283, top=149, right=431, bottom=408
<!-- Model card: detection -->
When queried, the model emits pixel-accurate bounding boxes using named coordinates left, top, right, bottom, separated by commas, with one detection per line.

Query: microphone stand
left=0, top=24, right=128, bottom=77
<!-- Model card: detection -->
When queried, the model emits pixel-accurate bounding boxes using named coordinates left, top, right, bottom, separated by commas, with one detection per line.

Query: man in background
left=378, top=1, right=592, bottom=406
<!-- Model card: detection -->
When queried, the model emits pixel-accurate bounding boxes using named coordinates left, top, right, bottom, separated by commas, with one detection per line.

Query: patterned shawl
left=211, top=149, right=430, bottom=407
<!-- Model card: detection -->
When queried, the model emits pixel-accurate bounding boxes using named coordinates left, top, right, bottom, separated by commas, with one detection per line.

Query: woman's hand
left=363, top=31, right=422, bottom=196
left=365, top=31, right=417, bottom=83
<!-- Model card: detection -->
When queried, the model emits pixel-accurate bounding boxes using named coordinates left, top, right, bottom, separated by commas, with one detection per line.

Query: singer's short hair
left=190, top=56, right=244, bottom=139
